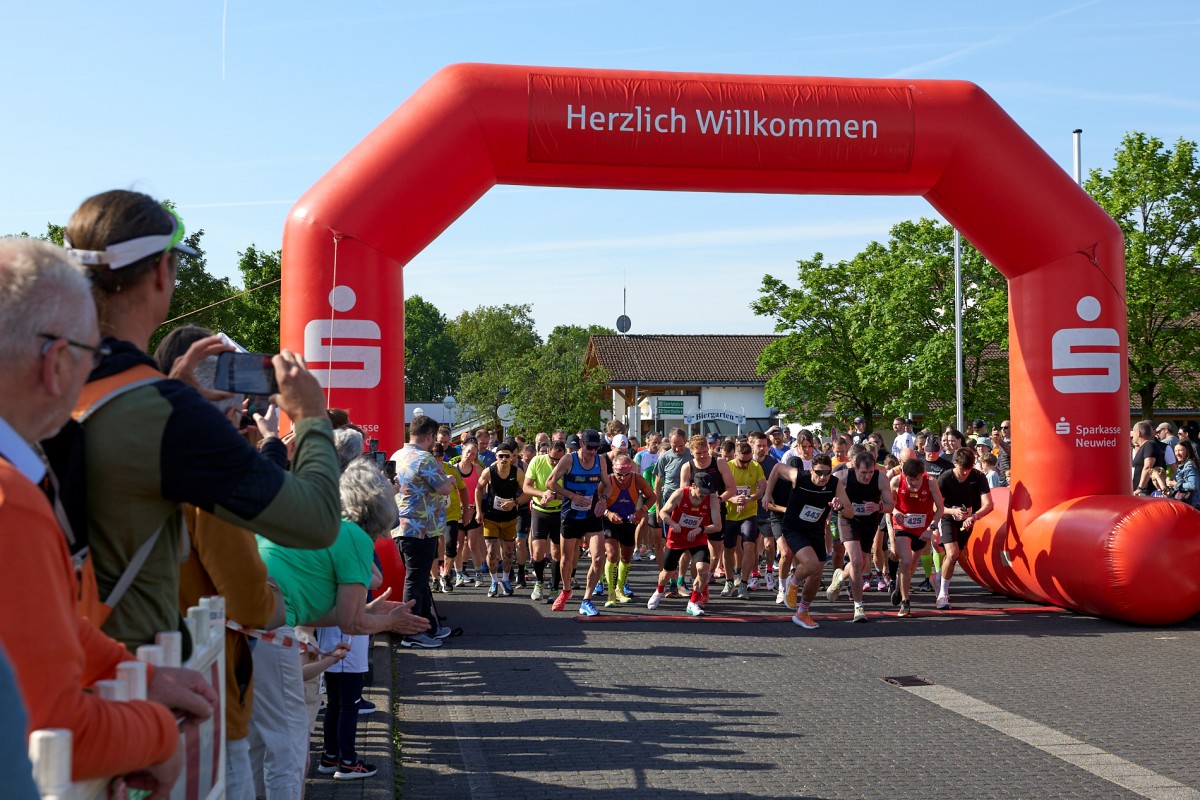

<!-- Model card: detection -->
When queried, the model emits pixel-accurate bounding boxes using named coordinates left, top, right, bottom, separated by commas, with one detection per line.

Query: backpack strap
left=73, top=364, right=165, bottom=422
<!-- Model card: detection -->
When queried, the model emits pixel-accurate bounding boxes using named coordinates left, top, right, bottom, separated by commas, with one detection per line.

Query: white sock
left=942, top=576, right=952, bottom=593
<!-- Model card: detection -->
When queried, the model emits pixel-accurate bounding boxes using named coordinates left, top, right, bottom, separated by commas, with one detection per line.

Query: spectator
left=154, top=325, right=284, bottom=800
left=392, top=414, right=455, bottom=648
left=0, top=237, right=215, bottom=792
left=1169, top=441, right=1200, bottom=508
left=995, top=420, right=1013, bottom=486
left=1131, top=420, right=1162, bottom=496
left=61, top=189, right=342, bottom=652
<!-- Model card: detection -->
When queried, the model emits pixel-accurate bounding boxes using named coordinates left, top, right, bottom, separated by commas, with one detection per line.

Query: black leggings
left=322, top=671, right=367, bottom=763
left=400, top=536, right=439, bottom=630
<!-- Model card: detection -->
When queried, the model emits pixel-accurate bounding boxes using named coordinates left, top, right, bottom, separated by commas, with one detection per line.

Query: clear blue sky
left=3, top=2, right=1197, bottom=336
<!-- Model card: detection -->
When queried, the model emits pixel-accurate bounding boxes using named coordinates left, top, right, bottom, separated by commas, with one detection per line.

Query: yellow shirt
left=725, top=460, right=765, bottom=521
left=440, top=461, right=467, bottom=522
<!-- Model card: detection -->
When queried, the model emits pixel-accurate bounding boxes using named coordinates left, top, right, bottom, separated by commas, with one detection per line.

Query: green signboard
left=657, top=399, right=685, bottom=416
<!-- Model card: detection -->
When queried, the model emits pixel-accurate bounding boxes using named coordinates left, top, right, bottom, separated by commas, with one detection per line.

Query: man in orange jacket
left=0, top=238, right=215, bottom=796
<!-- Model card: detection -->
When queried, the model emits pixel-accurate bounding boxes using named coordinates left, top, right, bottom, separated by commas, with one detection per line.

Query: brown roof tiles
left=586, top=334, right=782, bottom=385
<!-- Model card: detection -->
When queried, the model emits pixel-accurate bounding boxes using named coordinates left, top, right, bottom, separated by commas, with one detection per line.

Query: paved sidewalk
left=314, top=561, right=1200, bottom=799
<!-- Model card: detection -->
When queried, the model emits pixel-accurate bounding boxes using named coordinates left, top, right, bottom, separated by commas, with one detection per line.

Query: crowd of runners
left=418, top=416, right=1019, bottom=629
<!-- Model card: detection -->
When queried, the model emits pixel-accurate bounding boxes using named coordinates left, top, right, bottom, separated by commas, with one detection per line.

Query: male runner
left=725, top=441, right=766, bottom=599
left=827, top=450, right=893, bottom=622
left=764, top=454, right=853, bottom=629
left=888, top=458, right=945, bottom=617
left=475, top=443, right=528, bottom=597
left=453, top=439, right=486, bottom=587
left=601, top=455, right=656, bottom=607
left=653, top=428, right=693, bottom=593
left=547, top=429, right=610, bottom=616
left=748, top=431, right=781, bottom=593
left=649, top=472, right=722, bottom=616
left=680, top=435, right=738, bottom=596
left=524, top=440, right=565, bottom=601
left=935, top=447, right=993, bottom=609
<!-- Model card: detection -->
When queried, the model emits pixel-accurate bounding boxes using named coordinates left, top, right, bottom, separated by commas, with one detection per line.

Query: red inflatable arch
left=281, top=63, right=1200, bottom=625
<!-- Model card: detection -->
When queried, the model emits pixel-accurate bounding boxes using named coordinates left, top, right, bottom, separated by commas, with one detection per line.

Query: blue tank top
left=606, top=478, right=638, bottom=522
left=562, top=452, right=602, bottom=520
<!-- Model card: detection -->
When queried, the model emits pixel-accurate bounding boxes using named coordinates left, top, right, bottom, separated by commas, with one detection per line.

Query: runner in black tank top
left=829, top=451, right=893, bottom=621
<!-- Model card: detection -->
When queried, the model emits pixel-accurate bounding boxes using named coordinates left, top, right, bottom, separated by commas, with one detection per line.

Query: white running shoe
left=936, top=592, right=951, bottom=610
left=825, top=568, right=844, bottom=601
left=775, top=587, right=786, bottom=605
left=686, top=601, right=705, bottom=617
left=765, top=571, right=778, bottom=591
left=647, top=590, right=664, bottom=610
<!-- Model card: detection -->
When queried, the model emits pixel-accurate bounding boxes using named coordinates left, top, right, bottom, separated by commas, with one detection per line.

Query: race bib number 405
left=679, top=513, right=702, bottom=528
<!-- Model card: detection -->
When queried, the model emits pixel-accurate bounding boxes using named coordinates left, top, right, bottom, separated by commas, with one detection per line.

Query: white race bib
left=852, top=503, right=869, bottom=516
left=571, top=497, right=593, bottom=511
left=798, top=504, right=823, bottom=523
left=901, top=513, right=927, bottom=528
left=493, top=496, right=508, bottom=511
left=736, top=485, right=750, bottom=497
left=679, top=513, right=702, bottom=528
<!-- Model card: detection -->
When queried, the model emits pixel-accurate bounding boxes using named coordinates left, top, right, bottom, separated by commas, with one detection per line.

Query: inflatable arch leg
left=281, top=64, right=1200, bottom=624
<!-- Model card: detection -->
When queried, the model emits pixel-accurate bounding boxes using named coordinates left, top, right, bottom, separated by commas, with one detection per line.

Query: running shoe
left=432, top=626, right=453, bottom=640
left=747, top=576, right=760, bottom=590
left=356, top=699, right=377, bottom=714
left=632, top=549, right=643, bottom=561
left=400, top=633, right=443, bottom=649
left=916, top=578, right=933, bottom=593
left=784, top=580, right=799, bottom=610
left=898, top=600, right=912, bottom=618
left=614, top=586, right=632, bottom=604
left=667, top=581, right=684, bottom=598
left=936, top=593, right=951, bottom=610
left=551, top=590, right=571, bottom=612
left=735, top=583, right=750, bottom=600
left=333, top=759, right=378, bottom=780
left=647, top=551, right=656, bottom=561
left=647, top=590, right=663, bottom=610
left=851, top=606, right=868, bottom=624
left=765, top=571, right=778, bottom=591
left=439, top=575, right=452, bottom=594
left=454, top=573, right=467, bottom=588
left=472, top=577, right=484, bottom=589
left=876, top=577, right=888, bottom=592
left=318, top=753, right=339, bottom=774
left=863, top=578, right=872, bottom=593
left=604, top=596, right=617, bottom=608
left=825, top=568, right=844, bottom=601
left=487, top=582, right=498, bottom=598
left=889, top=582, right=902, bottom=607
left=579, top=600, right=599, bottom=617
left=791, top=610, right=819, bottom=629
left=500, top=577, right=513, bottom=597
left=622, top=583, right=635, bottom=599
left=775, top=587, right=786, bottom=605
left=686, top=601, right=705, bottom=617
left=593, top=582, right=605, bottom=597
left=714, top=566, right=726, bottom=580
left=515, top=576, right=527, bottom=590
left=720, top=580, right=735, bottom=597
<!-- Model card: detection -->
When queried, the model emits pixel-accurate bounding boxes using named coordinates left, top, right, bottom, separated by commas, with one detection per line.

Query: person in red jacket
left=0, top=238, right=215, bottom=795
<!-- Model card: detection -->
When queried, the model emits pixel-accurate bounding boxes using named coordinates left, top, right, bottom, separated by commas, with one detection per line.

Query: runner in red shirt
left=647, top=473, right=722, bottom=616
left=887, top=458, right=944, bottom=618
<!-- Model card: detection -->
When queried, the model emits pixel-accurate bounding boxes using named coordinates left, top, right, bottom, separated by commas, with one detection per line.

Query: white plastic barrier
left=29, top=597, right=227, bottom=800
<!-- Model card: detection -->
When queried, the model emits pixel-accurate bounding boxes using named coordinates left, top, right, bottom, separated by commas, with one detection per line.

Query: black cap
left=566, top=433, right=581, bottom=450
left=692, top=471, right=714, bottom=494
left=582, top=429, right=603, bottom=448
left=853, top=416, right=866, bottom=424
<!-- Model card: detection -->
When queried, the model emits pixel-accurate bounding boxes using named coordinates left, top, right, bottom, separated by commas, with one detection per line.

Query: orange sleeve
left=0, top=473, right=177, bottom=780
left=182, top=505, right=276, bottom=629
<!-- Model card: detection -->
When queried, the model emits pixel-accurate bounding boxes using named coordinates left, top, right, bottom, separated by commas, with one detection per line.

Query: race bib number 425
left=901, top=513, right=926, bottom=528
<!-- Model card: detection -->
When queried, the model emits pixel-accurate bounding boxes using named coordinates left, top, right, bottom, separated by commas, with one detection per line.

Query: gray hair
left=334, top=427, right=365, bottom=472
left=0, top=237, right=93, bottom=362
left=339, top=458, right=397, bottom=538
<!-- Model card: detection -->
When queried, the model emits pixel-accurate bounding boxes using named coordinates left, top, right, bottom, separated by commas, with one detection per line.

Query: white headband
left=64, top=213, right=195, bottom=270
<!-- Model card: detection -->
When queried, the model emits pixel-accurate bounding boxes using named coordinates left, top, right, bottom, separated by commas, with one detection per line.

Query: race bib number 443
left=799, top=505, right=823, bottom=523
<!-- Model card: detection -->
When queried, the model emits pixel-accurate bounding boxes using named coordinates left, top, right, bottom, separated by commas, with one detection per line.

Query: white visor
left=64, top=213, right=196, bottom=270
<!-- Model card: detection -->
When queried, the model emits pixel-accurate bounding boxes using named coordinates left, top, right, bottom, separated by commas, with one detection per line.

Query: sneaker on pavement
left=432, top=626, right=453, bottom=639
left=500, top=578, right=513, bottom=597
left=551, top=590, right=572, bottom=612
left=454, top=573, right=467, bottom=588
left=747, top=576, right=760, bottom=590
left=614, top=586, right=632, bottom=604
left=592, top=582, right=605, bottom=597
left=784, top=580, right=799, bottom=610
left=720, top=580, right=735, bottom=597
left=765, top=571, right=778, bottom=591
left=487, top=582, right=498, bottom=598
left=622, top=583, right=635, bottom=599
left=898, top=600, right=912, bottom=618
left=775, top=587, right=786, bottom=605
left=876, top=577, right=888, bottom=592
left=735, top=583, right=750, bottom=600
left=647, top=551, right=656, bottom=561
left=401, top=633, right=443, bottom=649
left=579, top=600, right=599, bottom=617
left=318, top=753, right=339, bottom=774
left=647, top=590, right=663, bottom=610
left=604, top=596, right=617, bottom=608
left=515, top=577, right=527, bottom=590
left=333, top=759, right=378, bottom=780
left=686, top=601, right=705, bottom=617
left=439, top=576, right=452, bottom=594
left=825, top=568, right=844, bottom=601
left=633, top=549, right=643, bottom=561
left=851, top=606, right=868, bottom=623
left=531, top=582, right=544, bottom=601
left=863, top=578, right=872, bottom=593
left=356, top=699, right=377, bottom=715
left=916, top=578, right=933, bottom=593
left=936, top=593, right=951, bottom=610
left=791, top=610, right=819, bottom=629
left=889, top=582, right=903, bottom=607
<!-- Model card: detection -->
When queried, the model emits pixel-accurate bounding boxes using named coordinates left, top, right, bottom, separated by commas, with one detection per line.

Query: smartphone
left=384, top=460, right=397, bottom=480
left=214, top=351, right=279, bottom=396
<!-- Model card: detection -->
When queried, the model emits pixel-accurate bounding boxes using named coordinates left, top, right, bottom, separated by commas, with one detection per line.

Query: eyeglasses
left=496, top=454, right=512, bottom=459
left=812, top=469, right=832, bottom=477
left=40, top=333, right=110, bottom=367
left=1000, top=425, right=1010, bottom=430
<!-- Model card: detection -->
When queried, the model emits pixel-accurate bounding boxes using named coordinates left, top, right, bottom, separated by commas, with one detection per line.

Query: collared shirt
left=393, top=443, right=451, bottom=539
left=0, top=416, right=45, bottom=484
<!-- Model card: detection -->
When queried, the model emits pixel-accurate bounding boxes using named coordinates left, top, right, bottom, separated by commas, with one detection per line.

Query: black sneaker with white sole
left=317, top=753, right=338, bottom=774
left=334, top=759, right=378, bottom=780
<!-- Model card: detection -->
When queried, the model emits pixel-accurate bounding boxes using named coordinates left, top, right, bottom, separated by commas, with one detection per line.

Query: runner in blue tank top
left=546, top=429, right=611, bottom=616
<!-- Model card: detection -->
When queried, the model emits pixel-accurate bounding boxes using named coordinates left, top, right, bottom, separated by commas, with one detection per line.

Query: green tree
left=508, top=324, right=613, bottom=435
left=448, top=304, right=542, bottom=432
left=404, top=295, right=461, bottom=400
left=1086, top=132, right=1200, bottom=415
left=227, top=245, right=282, bottom=353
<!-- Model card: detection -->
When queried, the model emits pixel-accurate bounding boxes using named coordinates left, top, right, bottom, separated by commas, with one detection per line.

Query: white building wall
left=698, top=387, right=770, bottom=417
